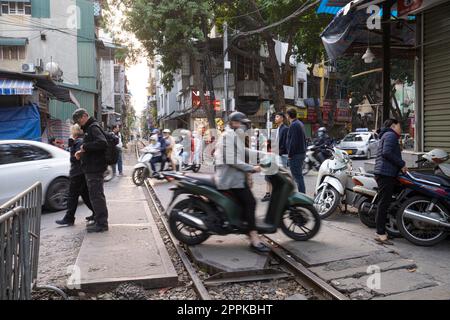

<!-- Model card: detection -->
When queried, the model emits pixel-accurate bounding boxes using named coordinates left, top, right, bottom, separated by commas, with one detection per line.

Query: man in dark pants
left=73, top=108, right=109, bottom=233
left=374, top=119, right=408, bottom=245
left=286, top=108, right=307, bottom=193
left=56, top=124, right=94, bottom=226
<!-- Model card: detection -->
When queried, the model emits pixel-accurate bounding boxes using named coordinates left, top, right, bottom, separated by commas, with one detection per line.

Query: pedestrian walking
left=72, top=108, right=109, bottom=233
left=262, top=112, right=289, bottom=202
left=112, top=125, right=124, bottom=176
left=55, top=124, right=95, bottom=226
left=286, top=108, right=308, bottom=193
left=374, top=119, right=408, bottom=245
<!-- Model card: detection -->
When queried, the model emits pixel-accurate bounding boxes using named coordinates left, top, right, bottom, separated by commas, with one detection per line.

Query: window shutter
left=31, top=0, right=50, bottom=18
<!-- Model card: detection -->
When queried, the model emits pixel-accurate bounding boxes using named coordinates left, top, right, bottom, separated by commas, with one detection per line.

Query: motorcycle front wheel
left=281, top=204, right=321, bottom=241
left=169, top=199, right=211, bottom=246
left=302, top=161, right=310, bottom=176
left=132, top=167, right=148, bottom=186
left=314, top=185, right=340, bottom=219
left=192, top=164, right=201, bottom=173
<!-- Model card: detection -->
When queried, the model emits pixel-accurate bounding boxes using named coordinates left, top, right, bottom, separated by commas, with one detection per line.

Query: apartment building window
left=283, top=65, right=294, bottom=87
left=0, top=46, right=26, bottom=60
left=298, top=81, right=304, bottom=99
left=1, top=1, right=32, bottom=15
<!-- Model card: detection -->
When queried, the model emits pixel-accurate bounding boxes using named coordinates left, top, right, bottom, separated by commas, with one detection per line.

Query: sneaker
left=85, top=215, right=95, bottom=222
left=55, top=217, right=75, bottom=226
left=86, top=224, right=109, bottom=233
left=261, top=193, right=271, bottom=202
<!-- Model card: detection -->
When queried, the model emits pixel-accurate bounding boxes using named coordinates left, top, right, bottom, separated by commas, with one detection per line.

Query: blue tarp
left=0, top=104, right=41, bottom=141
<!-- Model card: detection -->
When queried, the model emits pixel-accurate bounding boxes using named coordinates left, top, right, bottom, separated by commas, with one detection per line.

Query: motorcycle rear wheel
left=281, top=204, right=321, bottom=241
left=169, top=199, right=211, bottom=246
left=192, top=164, right=201, bottom=173
left=396, top=196, right=448, bottom=246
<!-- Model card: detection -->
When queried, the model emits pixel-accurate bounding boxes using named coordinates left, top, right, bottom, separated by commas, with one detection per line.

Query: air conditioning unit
left=22, top=63, right=36, bottom=73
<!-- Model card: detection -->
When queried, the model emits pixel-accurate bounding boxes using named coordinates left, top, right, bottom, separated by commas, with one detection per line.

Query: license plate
left=346, top=150, right=353, bottom=155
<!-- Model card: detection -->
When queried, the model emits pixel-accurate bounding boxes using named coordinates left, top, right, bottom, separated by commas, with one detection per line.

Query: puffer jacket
left=374, top=128, right=406, bottom=177
left=214, top=127, right=256, bottom=190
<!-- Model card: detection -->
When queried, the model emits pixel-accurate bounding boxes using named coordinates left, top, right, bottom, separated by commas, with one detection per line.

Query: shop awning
left=0, top=69, right=74, bottom=103
left=0, top=79, right=33, bottom=95
left=0, top=37, right=28, bottom=46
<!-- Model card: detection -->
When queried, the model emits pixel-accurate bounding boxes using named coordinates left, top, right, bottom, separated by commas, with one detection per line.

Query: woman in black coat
left=56, top=125, right=95, bottom=226
left=373, top=119, right=408, bottom=245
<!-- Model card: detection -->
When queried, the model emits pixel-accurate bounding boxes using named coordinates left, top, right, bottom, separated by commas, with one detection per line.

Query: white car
left=337, top=132, right=379, bottom=159
left=0, top=140, right=70, bottom=211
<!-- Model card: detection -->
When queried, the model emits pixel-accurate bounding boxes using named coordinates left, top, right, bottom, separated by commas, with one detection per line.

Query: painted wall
left=0, top=0, right=80, bottom=85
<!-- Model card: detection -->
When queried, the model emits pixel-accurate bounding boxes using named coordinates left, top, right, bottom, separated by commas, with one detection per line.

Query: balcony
left=236, top=80, right=259, bottom=97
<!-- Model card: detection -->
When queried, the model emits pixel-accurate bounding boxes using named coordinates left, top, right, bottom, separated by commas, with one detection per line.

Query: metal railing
left=0, top=182, right=67, bottom=300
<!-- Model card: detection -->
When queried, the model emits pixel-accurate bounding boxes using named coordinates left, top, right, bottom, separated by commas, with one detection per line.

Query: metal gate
left=423, top=1, right=450, bottom=152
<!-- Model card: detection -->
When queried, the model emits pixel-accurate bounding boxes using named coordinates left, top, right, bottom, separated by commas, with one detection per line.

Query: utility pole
left=223, top=22, right=231, bottom=122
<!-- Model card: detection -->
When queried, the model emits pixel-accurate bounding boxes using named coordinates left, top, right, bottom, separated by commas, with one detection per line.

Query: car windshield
left=343, top=134, right=368, bottom=142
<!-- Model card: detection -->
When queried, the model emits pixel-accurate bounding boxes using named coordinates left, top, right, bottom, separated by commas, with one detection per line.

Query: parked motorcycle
left=351, top=174, right=403, bottom=237
left=163, top=157, right=321, bottom=245
left=395, top=149, right=450, bottom=246
left=313, top=148, right=352, bottom=219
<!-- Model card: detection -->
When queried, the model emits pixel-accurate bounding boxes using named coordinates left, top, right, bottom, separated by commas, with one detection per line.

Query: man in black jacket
left=286, top=108, right=307, bottom=193
left=73, top=108, right=109, bottom=233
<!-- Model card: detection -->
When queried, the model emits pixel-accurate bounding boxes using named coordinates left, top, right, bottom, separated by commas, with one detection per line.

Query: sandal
left=374, top=237, right=394, bottom=246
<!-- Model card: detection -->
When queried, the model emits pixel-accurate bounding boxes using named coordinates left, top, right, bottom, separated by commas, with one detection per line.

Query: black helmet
left=72, top=108, right=88, bottom=124
left=229, top=111, right=251, bottom=124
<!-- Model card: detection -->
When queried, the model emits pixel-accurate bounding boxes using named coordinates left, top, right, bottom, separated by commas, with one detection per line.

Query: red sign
left=192, top=90, right=221, bottom=111
left=398, top=0, right=423, bottom=16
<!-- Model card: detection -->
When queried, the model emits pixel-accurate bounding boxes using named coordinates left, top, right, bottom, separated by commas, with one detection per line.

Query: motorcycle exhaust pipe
left=403, top=209, right=450, bottom=228
left=176, top=211, right=208, bottom=230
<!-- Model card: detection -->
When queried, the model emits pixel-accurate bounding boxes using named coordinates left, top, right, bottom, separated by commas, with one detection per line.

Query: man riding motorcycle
left=214, top=112, right=270, bottom=253
left=313, top=127, right=332, bottom=164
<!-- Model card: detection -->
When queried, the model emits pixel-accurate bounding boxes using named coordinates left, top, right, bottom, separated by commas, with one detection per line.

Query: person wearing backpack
left=72, top=108, right=109, bottom=233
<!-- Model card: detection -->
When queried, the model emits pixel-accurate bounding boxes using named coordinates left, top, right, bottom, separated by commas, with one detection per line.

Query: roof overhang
left=0, top=69, right=75, bottom=103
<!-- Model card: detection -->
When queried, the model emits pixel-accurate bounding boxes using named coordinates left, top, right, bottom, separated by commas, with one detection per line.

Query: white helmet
left=150, top=134, right=158, bottom=141
left=163, top=129, right=171, bottom=134
left=422, top=149, right=449, bottom=164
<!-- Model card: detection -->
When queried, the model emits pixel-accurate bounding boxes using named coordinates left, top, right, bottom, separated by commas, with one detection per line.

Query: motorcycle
left=313, top=147, right=352, bottom=219
left=132, top=145, right=166, bottom=186
left=351, top=173, right=403, bottom=237
left=163, top=156, right=321, bottom=245
left=302, top=145, right=333, bottom=175
left=395, top=149, right=450, bottom=246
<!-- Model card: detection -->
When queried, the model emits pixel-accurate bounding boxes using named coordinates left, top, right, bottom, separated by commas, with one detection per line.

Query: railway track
left=135, top=142, right=348, bottom=301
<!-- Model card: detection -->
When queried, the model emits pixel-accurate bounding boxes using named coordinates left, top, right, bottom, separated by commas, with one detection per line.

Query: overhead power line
left=231, top=0, right=321, bottom=41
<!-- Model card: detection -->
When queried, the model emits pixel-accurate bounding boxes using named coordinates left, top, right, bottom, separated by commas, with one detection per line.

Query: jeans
left=289, top=153, right=306, bottom=193
left=281, top=154, right=288, bottom=168
left=85, top=172, right=108, bottom=227
left=112, top=148, right=123, bottom=175
left=375, top=175, right=397, bottom=235
left=65, top=174, right=93, bottom=221
left=150, top=156, right=162, bottom=172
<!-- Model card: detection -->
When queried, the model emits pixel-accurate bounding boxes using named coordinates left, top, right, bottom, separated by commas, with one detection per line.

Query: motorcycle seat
left=185, top=174, right=216, bottom=188
left=409, top=172, right=450, bottom=187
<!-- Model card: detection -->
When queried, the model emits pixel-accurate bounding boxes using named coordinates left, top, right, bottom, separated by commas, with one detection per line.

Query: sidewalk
left=72, top=147, right=177, bottom=292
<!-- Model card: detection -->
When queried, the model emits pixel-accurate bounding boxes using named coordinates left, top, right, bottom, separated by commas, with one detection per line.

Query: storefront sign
left=192, top=90, right=221, bottom=111
left=297, top=108, right=308, bottom=120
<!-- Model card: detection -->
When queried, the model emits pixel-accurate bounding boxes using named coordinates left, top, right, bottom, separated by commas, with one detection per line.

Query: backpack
left=93, top=124, right=120, bottom=165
